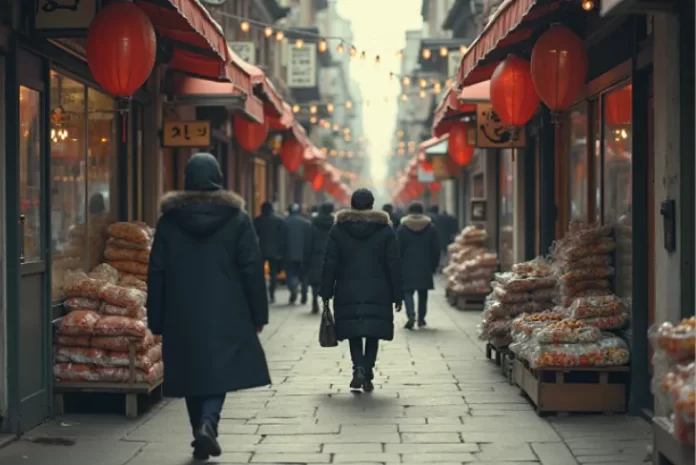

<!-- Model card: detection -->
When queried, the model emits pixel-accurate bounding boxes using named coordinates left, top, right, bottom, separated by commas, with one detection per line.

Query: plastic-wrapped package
left=559, top=288, right=612, bottom=307
left=565, top=221, right=613, bottom=245
left=106, top=260, right=149, bottom=276
left=54, top=363, right=102, bottom=382
left=63, top=297, right=101, bottom=311
left=563, top=238, right=616, bottom=261
left=90, top=332, right=155, bottom=353
left=583, top=313, right=629, bottom=330
left=100, top=303, right=146, bottom=319
left=596, top=334, right=631, bottom=366
left=117, top=274, right=148, bottom=293
left=92, top=316, right=148, bottom=338
left=560, top=279, right=611, bottom=297
left=64, top=277, right=108, bottom=300
left=511, top=311, right=564, bottom=336
left=560, top=266, right=614, bottom=284
left=649, top=318, right=696, bottom=362
left=106, top=237, right=150, bottom=251
left=101, top=283, right=146, bottom=308
left=535, top=319, right=602, bottom=344
left=136, top=361, right=164, bottom=384
left=109, top=344, right=162, bottom=370
left=88, top=263, right=119, bottom=284
left=673, top=414, right=695, bottom=447
left=54, top=346, right=109, bottom=365
left=560, top=254, right=611, bottom=272
left=493, top=283, right=528, bottom=303
left=512, top=257, right=555, bottom=278
left=675, top=380, right=695, bottom=424
left=485, top=300, right=542, bottom=318
left=104, top=246, right=151, bottom=264
left=531, top=288, right=557, bottom=302
left=567, top=296, right=623, bottom=319
left=106, top=222, right=151, bottom=245
left=495, top=274, right=556, bottom=292
left=54, top=334, right=91, bottom=348
left=59, top=310, right=100, bottom=336
left=531, top=342, right=602, bottom=368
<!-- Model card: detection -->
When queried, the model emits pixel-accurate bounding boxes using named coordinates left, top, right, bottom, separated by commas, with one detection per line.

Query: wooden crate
left=503, top=352, right=515, bottom=384
left=455, top=293, right=486, bottom=311
left=513, top=359, right=629, bottom=415
left=652, top=417, right=695, bottom=465
left=485, top=341, right=509, bottom=367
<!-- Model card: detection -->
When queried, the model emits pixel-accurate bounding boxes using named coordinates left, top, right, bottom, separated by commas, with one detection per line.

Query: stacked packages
left=650, top=317, right=695, bottom=446
left=103, top=222, right=153, bottom=283
left=444, top=226, right=498, bottom=296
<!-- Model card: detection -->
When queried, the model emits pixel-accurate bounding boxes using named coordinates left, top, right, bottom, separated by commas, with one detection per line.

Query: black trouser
left=349, top=337, right=379, bottom=379
left=404, top=289, right=428, bottom=322
left=266, top=259, right=280, bottom=298
left=185, top=394, right=226, bottom=437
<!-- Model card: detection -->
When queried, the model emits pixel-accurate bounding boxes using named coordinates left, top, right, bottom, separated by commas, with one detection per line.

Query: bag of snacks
left=535, top=319, right=601, bottom=344
left=596, top=334, right=631, bottom=366
left=118, top=275, right=147, bottom=293
left=493, top=284, right=528, bottom=303
left=94, top=366, right=131, bottom=383
left=54, top=346, right=109, bottom=365
left=567, top=295, right=623, bottom=319
left=64, top=277, right=108, bottom=300
left=106, top=222, right=151, bottom=246
left=54, top=363, right=102, bottom=382
left=531, top=288, right=557, bottom=302
left=512, top=311, right=564, bottom=336
left=100, top=303, right=146, bottom=319
left=561, top=254, right=611, bottom=272
left=584, top=313, right=629, bottom=330
left=106, top=237, right=150, bottom=251
left=136, top=361, right=164, bottom=384
left=649, top=318, right=696, bottom=362
left=104, top=246, right=151, bottom=264
left=109, top=344, right=162, bottom=371
left=674, top=414, right=695, bottom=447
left=88, top=263, right=119, bottom=284
left=560, top=266, right=614, bottom=284
left=59, top=310, right=100, bottom=336
left=107, top=260, right=149, bottom=276
left=90, top=332, right=154, bottom=353
left=93, top=316, right=148, bottom=338
left=485, top=300, right=540, bottom=319
left=101, top=283, right=146, bottom=309
left=559, top=288, right=612, bottom=307
left=563, top=237, right=616, bottom=261
left=565, top=222, right=613, bottom=246
left=63, top=297, right=101, bottom=311
left=531, top=342, right=602, bottom=368
left=54, top=334, right=91, bottom=348
left=560, top=279, right=611, bottom=297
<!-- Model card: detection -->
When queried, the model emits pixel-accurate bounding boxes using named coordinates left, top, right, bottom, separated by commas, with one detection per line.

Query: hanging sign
left=228, top=42, right=256, bottom=65
left=475, top=103, right=526, bottom=149
left=448, top=50, right=462, bottom=78
left=35, top=0, right=99, bottom=34
left=431, top=154, right=455, bottom=180
left=287, top=43, right=317, bottom=88
left=162, top=121, right=211, bottom=148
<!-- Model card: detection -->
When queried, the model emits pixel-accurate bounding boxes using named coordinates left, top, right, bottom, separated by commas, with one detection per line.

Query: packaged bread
left=64, top=277, right=108, bottom=300
left=63, top=297, right=101, bottom=311
left=54, top=346, right=109, bottom=365
left=54, top=363, right=103, bottom=382
left=109, top=344, right=162, bottom=371
left=649, top=317, right=696, bottom=362
left=535, top=319, right=602, bottom=344
left=59, top=310, right=100, bottom=336
left=106, top=222, right=151, bottom=245
left=104, top=246, right=151, bottom=264
left=100, top=303, right=146, bottom=319
left=90, top=332, right=155, bottom=353
left=567, top=295, right=623, bottom=319
left=107, top=260, right=149, bottom=276
left=101, top=283, right=146, bottom=309
left=88, top=263, right=119, bottom=284
left=54, top=334, right=91, bottom=348
left=118, top=274, right=148, bottom=292
left=92, top=315, right=148, bottom=338
left=106, top=237, right=150, bottom=251
left=560, top=266, right=614, bottom=284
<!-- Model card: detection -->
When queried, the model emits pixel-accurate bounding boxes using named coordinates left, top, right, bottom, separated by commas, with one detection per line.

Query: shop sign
left=229, top=42, right=256, bottom=65
left=34, top=0, right=99, bottom=35
left=162, top=121, right=211, bottom=148
left=471, top=199, right=487, bottom=221
left=475, top=103, right=526, bottom=149
left=431, top=154, right=455, bottom=180
left=417, top=167, right=435, bottom=183
left=287, top=43, right=317, bottom=88
left=448, top=50, right=462, bottom=79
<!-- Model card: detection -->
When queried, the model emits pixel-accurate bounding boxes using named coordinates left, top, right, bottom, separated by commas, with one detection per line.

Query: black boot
left=194, top=421, right=222, bottom=457
left=311, top=299, right=319, bottom=314
left=404, top=318, right=415, bottom=330
left=418, top=319, right=427, bottom=328
left=289, top=286, right=297, bottom=304
left=191, top=440, right=209, bottom=461
left=363, top=369, right=375, bottom=392
left=350, top=367, right=366, bottom=390
left=300, top=293, right=308, bottom=305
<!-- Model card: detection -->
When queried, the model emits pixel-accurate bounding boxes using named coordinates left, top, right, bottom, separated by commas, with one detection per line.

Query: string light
left=275, top=31, right=284, bottom=41
left=375, top=55, right=381, bottom=65
left=345, top=100, right=353, bottom=109
left=292, top=105, right=300, bottom=113
left=349, top=46, right=357, bottom=57
left=327, top=103, right=335, bottom=113
left=402, top=76, right=411, bottom=87
left=333, top=123, right=340, bottom=131
left=240, top=21, right=250, bottom=32
left=419, top=89, right=427, bottom=98
left=422, top=48, right=431, bottom=59
left=400, top=94, right=408, bottom=101
left=318, top=39, right=328, bottom=52
left=310, top=116, right=317, bottom=124
left=419, top=78, right=427, bottom=88
left=264, top=27, right=273, bottom=37
left=309, top=105, right=317, bottom=114
left=336, top=42, right=344, bottom=54
left=359, top=51, right=366, bottom=61
left=396, top=50, right=403, bottom=60
left=439, top=47, right=448, bottom=57
left=460, top=45, right=468, bottom=54
left=295, top=39, right=304, bottom=48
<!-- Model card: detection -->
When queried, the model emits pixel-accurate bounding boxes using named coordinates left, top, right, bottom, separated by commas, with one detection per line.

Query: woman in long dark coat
left=307, top=202, right=334, bottom=314
left=320, top=188, right=403, bottom=392
left=147, top=153, right=271, bottom=461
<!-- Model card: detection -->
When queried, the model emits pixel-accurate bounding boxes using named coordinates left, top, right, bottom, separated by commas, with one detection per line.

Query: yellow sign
left=431, top=155, right=455, bottom=180
left=162, top=121, right=211, bottom=148
left=476, top=103, right=526, bottom=149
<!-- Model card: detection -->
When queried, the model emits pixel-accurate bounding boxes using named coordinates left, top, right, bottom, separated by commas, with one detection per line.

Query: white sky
left=335, top=0, right=422, bottom=184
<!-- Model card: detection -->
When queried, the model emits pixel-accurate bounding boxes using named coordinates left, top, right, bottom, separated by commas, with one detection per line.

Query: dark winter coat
left=320, top=209, right=403, bottom=341
left=147, top=190, right=271, bottom=398
left=307, top=212, right=334, bottom=286
left=284, top=213, right=312, bottom=264
left=397, top=214, right=441, bottom=291
left=429, top=212, right=455, bottom=250
left=254, top=212, right=286, bottom=260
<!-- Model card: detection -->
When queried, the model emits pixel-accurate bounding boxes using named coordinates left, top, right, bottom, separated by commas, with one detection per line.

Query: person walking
left=284, top=203, right=312, bottom=304
left=398, top=201, right=440, bottom=329
left=320, top=188, right=403, bottom=391
left=146, top=153, right=271, bottom=461
left=253, top=201, right=287, bottom=303
left=307, top=202, right=334, bottom=314
left=427, top=205, right=450, bottom=272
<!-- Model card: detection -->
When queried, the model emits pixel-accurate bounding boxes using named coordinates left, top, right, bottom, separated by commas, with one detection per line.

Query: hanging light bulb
left=419, top=89, right=427, bottom=98
left=343, top=127, right=350, bottom=134
left=433, top=84, right=442, bottom=95
left=419, top=78, right=427, bottom=88
left=459, top=45, right=468, bottom=54
left=401, top=93, right=408, bottom=102
left=582, top=0, right=594, bottom=10
left=439, top=47, right=448, bottom=57
left=339, top=150, right=345, bottom=157
left=309, top=105, right=317, bottom=114
left=240, top=21, right=250, bottom=32
left=402, top=76, right=411, bottom=87
left=422, top=48, right=431, bottom=59
left=333, top=123, right=340, bottom=131
left=292, top=104, right=300, bottom=113
left=295, top=39, right=304, bottom=48
left=345, top=135, right=352, bottom=142
left=398, top=141, right=405, bottom=148
left=318, top=39, right=328, bottom=52
left=445, top=79, right=452, bottom=88
left=323, top=121, right=331, bottom=129
left=275, top=31, right=284, bottom=41
left=396, top=49, right=403, bottom=60
left=327, top=103, right=335, bottom=113
left=345, top=100, right=353, bottom=109
left=375, top=55, right=381, bottom=65
left=336, top=42, right=344, bottom=54
left=349, top=46, right=357, bottom=57
left=310, top=116, right=317, bottom=124
left=264, top=27, right=273, bottom=37
left=359, top=51, right=366, bottom=61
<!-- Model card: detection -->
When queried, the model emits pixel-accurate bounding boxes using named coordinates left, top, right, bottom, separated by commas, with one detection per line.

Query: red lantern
left=234, top=117, right=269, bottom=152
left=86, top=2, right=156, bottom=97
left=420, top=159, right=433, bottom=172
left=530, top=25, right=588, bottom=114
left=266, top=115, right=287, bottom=131
left=605, top=85, right=632, bottom=126
left=490, top=56, right=540, bottom=128
left=448, top=123, right=474, bottom=166
left=429, top=182, right=441, bottom=193
left=280, top=138, right=304, bottom=173
left=304, top=164, right=325, bottom=191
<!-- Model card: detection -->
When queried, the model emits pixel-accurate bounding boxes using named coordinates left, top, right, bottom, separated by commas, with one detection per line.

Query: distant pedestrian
left=253, top=201, right=287, bottom=303
left=427, top=205, right=450, bottom=271
left=307, top=202, right=334, bottom=314
left=320, top=188, right=403, bottom=392
left=398, top=201, right=440, bottom=329
left=284, top=203, right=312, bottom=304
left=382, top=203, right=398, bottom=230
left=147, top=153, right=270, bottom=461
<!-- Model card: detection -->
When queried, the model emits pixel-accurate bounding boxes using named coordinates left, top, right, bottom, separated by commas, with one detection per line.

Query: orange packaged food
left=104, top=246, right=151, bottom=264
left=54, top=346, right=109, bottom=365
left=649, top=317, right=696, bottom=362
left=63, top=277, right=108, bottom=300
left=88, top=263, right=119, bottom=284
left=100, top=303, right=146, bottom=319
left=54, top=363, right=102, bottom=382
left=109, top=344, right=162, bottom=371
left=561, top=266, right=614, bottom=283
left=563, top=237, right=616, bottom=261
left=136, top=361, right=164, bottom=384
left=106, top=260, right=149, bottom=276
left=560, top=279, right=611, bottom=297
left=59, top=310, right=100, bottom=336
left=93, top=315, right=148, bottom=338
left=106, top=237, right=150, bottom=251
left=106, top=222, right=151, bottom=246
left=101, top=283, right=146, bottom=308
left=118, top=274, right=147, bottom=293
left=54, top=334, right=91, bottom=348
left=63, top=297, right=101, bottom=311
left=90, top=332, right=154, bottom=353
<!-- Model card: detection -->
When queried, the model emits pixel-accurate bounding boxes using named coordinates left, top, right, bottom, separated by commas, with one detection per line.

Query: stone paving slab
left=0, top=284, right=651, bottom=464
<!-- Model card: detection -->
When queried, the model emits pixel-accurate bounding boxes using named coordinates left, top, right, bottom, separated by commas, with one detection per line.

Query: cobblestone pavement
left=0, top=285, right=651, bottom=465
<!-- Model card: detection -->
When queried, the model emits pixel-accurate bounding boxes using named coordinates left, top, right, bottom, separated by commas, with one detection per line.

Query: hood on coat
left=400, top=213, right=432, bottom=233
left=160, top=190, right=244, bottom=237
left=334, top=209, right=391, bottom=239
left=312, top=213, right=334, bottom=230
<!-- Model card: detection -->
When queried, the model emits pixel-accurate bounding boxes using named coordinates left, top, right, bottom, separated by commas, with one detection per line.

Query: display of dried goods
left=59, top=310, right=100, bottom=336
left=511, top=310, right=565, bottom=336
left=118, top=274, right=148, bottom=292
left=484, top=300, right=544, bottom=319
left=512, top=257, right=555, bottom=278
left=492, top=283, right=528, bottom=303
left=559, top=288, right=612, bottom=307
left=583, top=313, right=629, bottom=330
left=106, top=237, right=150, bottom=251
left=90, top=333, right=155, bottom=353
left=560, top=266, right=614, bottom=284
left=559, top=254, right=611, bottom=272
left=55, top=334, right=91, bottom=348
left=104, top=246, right=151, bottom=264
left=88, top=263, right=119, bottom=284
left=109, top=344, right=162, bottom=371
left=560, top=279, right=611, bottom=297
left=106, top=260, right=149, bottom=276
left=100, top=303, right=146, bottom=319
left=445, top=231, right=498, bottom=298
left=63, top=297, right=101, bottom=311
left=458, top=226, right=487, bottom=244
left=63, top=276, right=108, bottom=300
left=535, top=319, right=602, bottom=344
left=92, top=315, right=148, bottom=338
left=566, top=296, right=624, bottom=319
left=530, top=334, right=629, bottom=368
left=106, top=222, right=151, bottom=246
left=54, top=346, right=110, bottom=365
left=101, top=283, right=146, bottom=309
left=495, top=273, right=556, bottom=292
left=649, top=317, right=696, bottom=362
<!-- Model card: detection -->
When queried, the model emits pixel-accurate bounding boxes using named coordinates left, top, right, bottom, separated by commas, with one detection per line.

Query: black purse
left=319, top=300, right=338, bottom=347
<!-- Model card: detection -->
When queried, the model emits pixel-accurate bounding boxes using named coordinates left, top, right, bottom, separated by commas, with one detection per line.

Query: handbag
left=319, top=300, right=338, bottom=347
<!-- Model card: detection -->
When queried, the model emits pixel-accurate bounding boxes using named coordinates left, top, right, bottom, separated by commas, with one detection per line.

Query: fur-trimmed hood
left=160, top=190, right=245, bottom=237
left=400, top=213, right=432, bottom=233
left=334, top=209, right=391, bottom=239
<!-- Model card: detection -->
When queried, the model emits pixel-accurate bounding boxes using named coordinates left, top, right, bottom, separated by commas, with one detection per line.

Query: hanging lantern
left=281, top=138, right=304, bottom=172
left=490, top=55, right=540, bottom=136
left=420, top=159, right=434, bottom=172
left=234, top=117, right=269, bottom=152
left=304, top=163, right=325, bottom=191
left=448, top=123, right=474, bottom=166
left=86, top=2, right=156, bottom=97
left=530, top=25, right=588, bottom=118
left=429, top=182, right=441, bottom=194
left=605, top=85, right=632, bottom=126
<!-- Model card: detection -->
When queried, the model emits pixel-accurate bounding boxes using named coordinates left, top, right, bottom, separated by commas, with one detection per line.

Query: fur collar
left=335, top=209, right=391, bottom=225
left=160, top=190, right=245, bottom=214
left=400, top=214, right=432, bottom=232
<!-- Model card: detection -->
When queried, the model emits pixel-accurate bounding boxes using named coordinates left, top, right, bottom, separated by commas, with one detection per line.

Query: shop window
left=567, top=104, right=588, bottom=220
left=603, top=84, right=633, bottom=301
left=19, top=86, right=43, bottom=263
left=498, top=150, right=514, bottom=271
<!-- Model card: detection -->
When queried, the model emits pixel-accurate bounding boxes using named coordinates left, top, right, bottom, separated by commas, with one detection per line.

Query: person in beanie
left=147, top=153, right=271, bottom=461
left=320, top=188, right=403, bottom=392
left=307, top=202, right=334, bottom=313
left=253, top=201, right=287, bottom=303
left=397, top=201, right=440, bottom=329
left=284, top=203, right=312, bottom=304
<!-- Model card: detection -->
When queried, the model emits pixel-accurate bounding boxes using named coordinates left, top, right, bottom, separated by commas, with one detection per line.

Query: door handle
left=19, top=214, right=25, bottom=264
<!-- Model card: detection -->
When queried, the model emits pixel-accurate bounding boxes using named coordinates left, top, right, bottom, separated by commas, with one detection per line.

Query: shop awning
left=235, top=59, right=291, bottom=125
left=459, top=79, right=491, bottom=102
left=304, top=145, right=326, bottom=163
left=290, top=121, right=311, bottom=148
left=324, top=164, right=341, bottom=184
left=424, top=136, right=449, bottom=156
left=135, top=0, right=251, bottom=91
left=455, top=0, right=562, bottom=86
left=431, top=88, right=476, bottom=138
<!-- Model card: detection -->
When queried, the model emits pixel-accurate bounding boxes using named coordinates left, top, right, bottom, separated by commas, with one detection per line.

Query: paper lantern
left=490, top=55, right=539, bottom=128
left=420, top=159, right=434, bottom=172
left=605, top=85, right=632, bottom=126
left=304, top=163, right=325, bottom=191
left=448, top=123, right=474, bottom=166
left=280, top=138, right=304, bottom=172
left=234, top=117, right=269, bottom=152
left=86, top=2, right=156, bottom=97
left=530, top=25, right=588, bottom=113
left=429, top=182, right=441, bottom=193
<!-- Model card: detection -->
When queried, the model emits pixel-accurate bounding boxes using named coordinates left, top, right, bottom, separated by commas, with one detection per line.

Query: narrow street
left=0, top=286, right=650, bottom=465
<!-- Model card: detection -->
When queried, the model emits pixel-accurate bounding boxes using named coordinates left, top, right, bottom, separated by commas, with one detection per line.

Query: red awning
left=303, top=145, right=326, bottom=163
left=418, top=135, right=448, bottom=158
left=290, top=121, right=311, bottom=148
left=455, top=0, right=561, bottom=86
left=234, top=59, right=290, bottom=124
left=431, top=88, right=476, bottom=138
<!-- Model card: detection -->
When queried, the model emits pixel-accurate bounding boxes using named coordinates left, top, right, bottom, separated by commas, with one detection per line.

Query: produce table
left=652, top=417, right=695, bottom=465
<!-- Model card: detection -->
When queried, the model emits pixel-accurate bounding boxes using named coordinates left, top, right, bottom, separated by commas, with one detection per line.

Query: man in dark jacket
left=307, top=202, right=334, bottom=314
left=427, top=205, right=451, bottom=272
left=398, top=202, right=441, bottom=329
left=382, top=203, right=397, bottom=230
left=147, top=153, right=271, bottom=461
left=284, top=203, right=312, bottom=304
left=320, top=188, right=403, bottom=392
left=253, top=201, right=286, bottom=303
